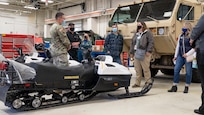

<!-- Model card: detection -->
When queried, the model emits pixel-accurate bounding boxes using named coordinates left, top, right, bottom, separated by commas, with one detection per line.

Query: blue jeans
left=77, top=49, right=83, bottom=62
left=173, top=55, right=192, bottom=84
left=112, top=55, right=122, bottom=64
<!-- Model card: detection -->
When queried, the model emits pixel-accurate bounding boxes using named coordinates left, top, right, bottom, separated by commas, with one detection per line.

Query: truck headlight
left=158, top=28, right=165, bottom=35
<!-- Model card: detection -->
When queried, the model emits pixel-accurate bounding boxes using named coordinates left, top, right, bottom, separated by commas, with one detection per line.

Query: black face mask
left=70, top=28, right=75, bottom=31
left=137, top=26, right=142, bottom=31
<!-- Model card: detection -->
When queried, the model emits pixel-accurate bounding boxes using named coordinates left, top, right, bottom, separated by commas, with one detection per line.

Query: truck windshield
left=111, top=4, right=140, bottom=24
left=110, top=0, right=176, bottom=24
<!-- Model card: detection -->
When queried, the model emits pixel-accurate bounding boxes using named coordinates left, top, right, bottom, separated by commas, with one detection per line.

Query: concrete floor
left=0, top=68, right=202, bottom=115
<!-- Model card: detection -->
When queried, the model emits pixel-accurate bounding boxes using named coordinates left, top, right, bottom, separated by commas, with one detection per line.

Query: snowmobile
left=0, top=52, right=153, bottom=111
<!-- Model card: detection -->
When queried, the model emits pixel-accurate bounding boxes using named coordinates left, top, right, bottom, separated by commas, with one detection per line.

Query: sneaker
left=183, top=86, right=189, bottom=93
left=194, top=109, right=204, bottom=114
left=168, top=86, right=177, bottom=92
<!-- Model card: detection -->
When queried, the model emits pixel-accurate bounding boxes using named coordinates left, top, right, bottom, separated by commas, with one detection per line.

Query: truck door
left=175, top=3, right=195, bottom=41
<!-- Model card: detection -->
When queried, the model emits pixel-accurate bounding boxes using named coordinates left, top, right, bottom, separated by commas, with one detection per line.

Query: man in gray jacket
left=190, top=14, right=204, bottom=114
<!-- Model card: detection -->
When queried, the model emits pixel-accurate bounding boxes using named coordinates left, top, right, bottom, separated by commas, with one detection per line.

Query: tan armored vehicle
left=108, top=0, right=202, bottom=82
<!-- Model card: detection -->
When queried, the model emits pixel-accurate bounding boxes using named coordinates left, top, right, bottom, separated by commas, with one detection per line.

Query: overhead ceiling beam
left=42, top=0, right=84, bottom=8
left=57, top=2, right=84, bottom=10
left=45, top=8, right=115, bottom=24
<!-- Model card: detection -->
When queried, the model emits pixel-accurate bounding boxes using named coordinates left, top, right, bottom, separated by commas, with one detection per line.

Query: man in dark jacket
left=190, top=14, right=204, bottom=114
left=66, top=23, right=81, bottom=61
left=104, top=23, right=123, bottom=64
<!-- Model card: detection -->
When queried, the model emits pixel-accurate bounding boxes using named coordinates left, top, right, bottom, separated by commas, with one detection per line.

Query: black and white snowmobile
left=0, top=52, right=153, bottom=111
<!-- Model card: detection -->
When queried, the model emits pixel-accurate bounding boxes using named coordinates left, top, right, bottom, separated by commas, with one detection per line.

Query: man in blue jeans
left=104, top=23, right=123, bottom=64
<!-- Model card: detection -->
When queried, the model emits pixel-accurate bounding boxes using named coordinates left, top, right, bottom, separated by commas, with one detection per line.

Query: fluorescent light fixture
left=0, top=2, right=9, bottom=5
left=41, top=0, right=54, bottom=3
left=24, top=5, right=38, bottom=10
left=22, top=11, right=32, bottom=14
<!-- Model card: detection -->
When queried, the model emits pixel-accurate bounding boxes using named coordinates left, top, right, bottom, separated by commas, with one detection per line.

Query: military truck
left=108, top=0, right=202, bottom=82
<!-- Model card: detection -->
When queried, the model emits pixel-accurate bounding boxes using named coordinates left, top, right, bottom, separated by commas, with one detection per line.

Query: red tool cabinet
left=0, top=34, right=34, bottom=59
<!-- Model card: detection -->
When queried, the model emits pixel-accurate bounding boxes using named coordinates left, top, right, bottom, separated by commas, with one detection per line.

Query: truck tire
left=192, top=68, right=200, bottom=83
left=161, top=69, right=174, bottom=75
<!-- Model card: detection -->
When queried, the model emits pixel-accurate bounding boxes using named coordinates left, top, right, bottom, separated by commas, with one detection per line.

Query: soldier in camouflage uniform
left=50, top=12, right=71, bottom=67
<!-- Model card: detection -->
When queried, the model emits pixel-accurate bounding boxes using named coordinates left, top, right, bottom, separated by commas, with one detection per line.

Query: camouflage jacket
left=50, top=23, right=70, bottom=56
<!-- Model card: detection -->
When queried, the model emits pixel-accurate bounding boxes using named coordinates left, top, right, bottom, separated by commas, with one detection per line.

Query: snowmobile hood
left=97, top=61, right=132, bottom=75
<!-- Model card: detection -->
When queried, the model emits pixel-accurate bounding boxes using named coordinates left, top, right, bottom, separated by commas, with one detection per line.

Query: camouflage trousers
left=53, top=53, right=69, bottom=67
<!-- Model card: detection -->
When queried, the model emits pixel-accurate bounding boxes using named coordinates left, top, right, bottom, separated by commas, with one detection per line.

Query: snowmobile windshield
left=23, top=38, right=38, bottom=55
left=8, top=59, right=36, bottom=82
left=95, top=55, right=113, bottom=63
left=109, top=0, right=176, bottom=25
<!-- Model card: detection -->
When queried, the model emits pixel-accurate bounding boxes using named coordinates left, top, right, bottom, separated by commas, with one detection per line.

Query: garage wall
left=46, top=5, right=85, bottom=38
left=98, top=15, right=110, bottom=38
left=111, top=0, right=139, bottom=7
left=60, top=5, right=82, bottom=16
left=46, top=0, right=142, bottom=38
left=88, top=0, right=139, bottom=37
left=0, top=10, right=45, bottom=36
left=96, top=0, right=111, bottom=10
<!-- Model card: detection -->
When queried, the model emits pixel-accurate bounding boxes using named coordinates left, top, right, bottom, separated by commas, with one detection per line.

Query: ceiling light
left=0, top=2, right=9, bottom=5
left=40, top=0, right=54, bottom=3
left=24, top=5, right=38, bottom=10
left=22, top=11, right=32, bottom=14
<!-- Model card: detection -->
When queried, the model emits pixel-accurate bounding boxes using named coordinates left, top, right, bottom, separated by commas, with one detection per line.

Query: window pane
left=177, top=4, right=194, bottom=20
left=138, top=0, right=176, bottom=22
left=111, top=4, right=140, bottom=24
left=110, top=0, right=176, bottom=24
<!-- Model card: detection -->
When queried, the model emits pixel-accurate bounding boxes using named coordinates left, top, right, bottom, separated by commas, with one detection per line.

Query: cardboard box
left=92, top=45, right=104, bottom=52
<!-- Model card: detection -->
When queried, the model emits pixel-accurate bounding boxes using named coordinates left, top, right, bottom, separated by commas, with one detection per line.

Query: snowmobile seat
left=28, top=62, right=84, bottom=87
left=29, top=62, right=84, bottom=75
